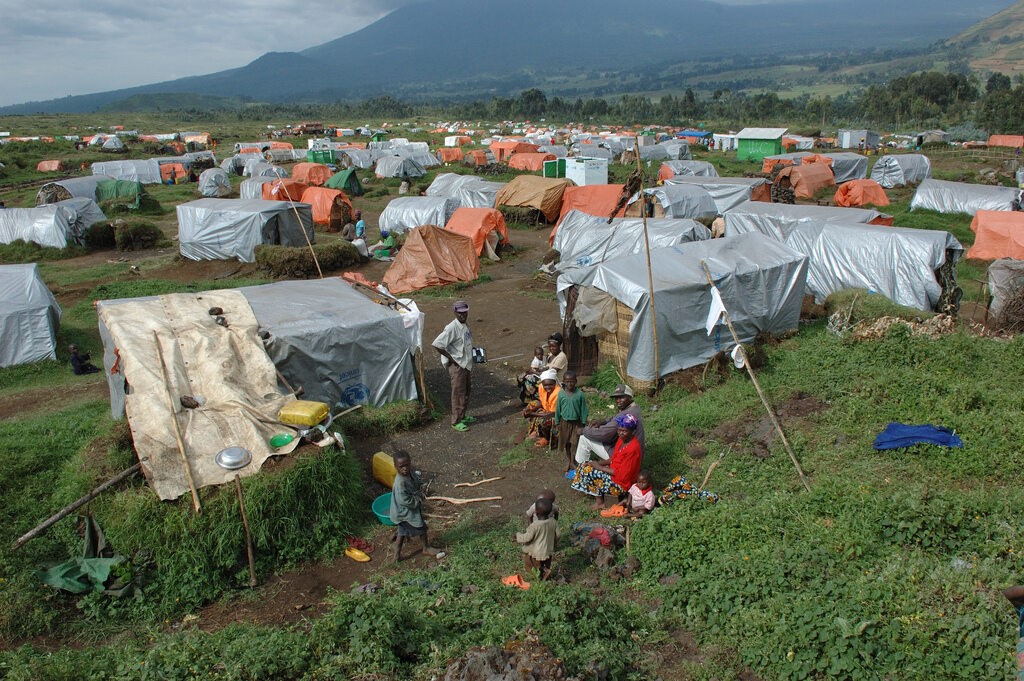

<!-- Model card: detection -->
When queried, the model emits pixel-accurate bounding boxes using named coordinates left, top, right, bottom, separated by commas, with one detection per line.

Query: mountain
left=944, top=0, right=1024, bottom=72
left=0, top=0, right=1016, bottom=114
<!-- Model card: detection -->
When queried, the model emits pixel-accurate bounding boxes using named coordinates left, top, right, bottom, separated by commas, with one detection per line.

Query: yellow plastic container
left=372, top=451, right=397, bottom=488
left=277, top=400, right=329, bottom=427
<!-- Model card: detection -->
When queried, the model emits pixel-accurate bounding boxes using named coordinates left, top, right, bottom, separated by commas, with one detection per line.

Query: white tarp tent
left=338, top=149, right=373, bottom=169
left=910, top=178, right=1023, bottom=216
left=0, top=204, right=82, bottom=248
left=821, top=153, right=869, bottom=183
left=870, top=154, right=931, bottom=188
left=54, top=197, right=108, bottom=235
left=723, top=200, right=889, bottom=241
left=627, top=185, right=718, bottom=221
left=782, top=221, right=962, bottom=310
left=239, top=177, right=275, bottom=199
left=712, top=133, right=738, bottom=152
left=660, top=160, right=719, bottom=178
left=375, top=156, right=426, bottom=179
left=177, top=198, right=314, bottom=262
left=664, top=176, right=770, bottom=213
left=838, top=130, right=881, bottom=149
left=0, top=264, right=61, bottom=367
left=379, top=196, right=458, bottom=235
left=91, top=159, right=161, bottom=184
left=552, top=210, right=710, bottom=273
left=36, top=175, right=114, bottom=205
left=197, top=168, right=232, bottom=198
left=426, top=173, right=505, bottom=208
left=556, top=232, right=808, bottom=381
left=244, top=160, right=287, bottom=179
left=570, top=144, right=614, bottom=160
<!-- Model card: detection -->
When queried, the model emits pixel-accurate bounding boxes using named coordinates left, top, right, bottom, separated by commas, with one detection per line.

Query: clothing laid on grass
left=570, top=437, right=642, bottom=498
left=872, top=423, right=964, bottom=450
left=515, top=517, right=559, bottom=561
left=657, top=474, right=720, bottom=505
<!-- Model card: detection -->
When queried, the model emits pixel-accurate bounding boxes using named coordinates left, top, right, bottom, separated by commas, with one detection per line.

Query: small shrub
left=255, top=240, right=360, bottom=278
left=113, top=221, right=169, bottom=251
left=83, top=222, right=116, bottom=250
left=0, top=239, right=85, bottom=263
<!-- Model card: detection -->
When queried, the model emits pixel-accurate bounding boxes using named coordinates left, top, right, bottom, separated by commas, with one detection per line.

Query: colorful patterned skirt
left=658, top=475, right=720, bottom=505
left=570, top=463, right=625, bottom=498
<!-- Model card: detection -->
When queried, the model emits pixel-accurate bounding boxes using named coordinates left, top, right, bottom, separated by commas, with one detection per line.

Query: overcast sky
left=0, top=0, right=791, bottom=108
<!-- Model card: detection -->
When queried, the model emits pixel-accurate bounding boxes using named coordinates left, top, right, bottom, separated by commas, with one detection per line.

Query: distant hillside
left=0, top=0, right=1014, bottom=114
left=944, top=0, right=1024, bottom=74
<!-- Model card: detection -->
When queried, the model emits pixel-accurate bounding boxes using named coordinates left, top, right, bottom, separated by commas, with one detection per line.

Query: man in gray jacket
left=573, top=383, right=645, bottom=465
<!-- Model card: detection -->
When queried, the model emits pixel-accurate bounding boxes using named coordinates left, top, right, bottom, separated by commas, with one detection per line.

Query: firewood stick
left=453, top=476, right=503, bottom=488
left=426, top=495, right=502, bottom=505
left=153, top=331, right=202, bottom=512
left=235, top=475, right=258, bottom=587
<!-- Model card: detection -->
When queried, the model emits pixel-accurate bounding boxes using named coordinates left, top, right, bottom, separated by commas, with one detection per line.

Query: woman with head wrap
left=522, top=369, right=560, bottom=447
left=570, top=412, right=642, bottom=509
left=544, top=332, right=567, bottom=380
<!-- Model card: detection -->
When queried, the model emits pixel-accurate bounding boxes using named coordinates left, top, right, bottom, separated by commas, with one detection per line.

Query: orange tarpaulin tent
left=270, top=141, right=294, bottom=150
left=774, top=164, right=836, bottom=199
left=291, top=162, right=333, bottom=186
left=491, top=141, right=539, bottom=163
left=445, top=207, right=509, bottom=256
left=262, top=179, right=308, bottom=202
left=494, top=175, right=575, bottom=223
left=382, top=225, right=479, bottom=294
left=465, top=150, right=489, bottom=166
left=160, top=163, right=187, bottom=183
left=36, top=160, right=64, bottom=172
left=966, top=211, right=1024, bottom=260
left=549, top=184, right=626, bottom=245
left=437, top=147, right=464, bottom=163
left=834, top=179, right=890, bottom=208
left=801, top=154, right=834, bottom=167
left=508, top=152, right=556, bottom=172
left=987, top=135, right=1024, bottom=149
left=238, top=146, right=262, bottom=155
left=300, top=186, right=353, bottom=229
left=762, top=157, right=797, bottom=174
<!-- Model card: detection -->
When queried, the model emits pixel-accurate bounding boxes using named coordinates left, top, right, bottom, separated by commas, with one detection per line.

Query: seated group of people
left=340, top=210, right=397, bottom=260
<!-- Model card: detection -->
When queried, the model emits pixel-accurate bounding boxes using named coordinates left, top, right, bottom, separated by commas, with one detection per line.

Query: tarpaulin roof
left=737, top=128, right=787, bottom=139
left=0, top=204, right=79, bottom=248
left=987, top=135, right=1024, bottom=148
left=54, top=197, right=107, bottom=234
left=663, top=176, right=771, bottom=213
left=508, top=152, right=556, bottom=171
left=197, top=168, right=232, bottom=197
left=325, top=168, right=364, bottom=196
left=870, top=154, right=931, bottom=188
left=551, top=184, right=626, bottom=243
left=245, top=160, right=287, bottom=179
left=821, top=153, right=869, bottom=183
left=36, top=174, right=114, bottom=205
left=987, top=259, right=1024, bottom=321
left=782, top=221, right=961, bottom=310
left=437, top=147, right=464, bottom=163
left=834, top=179, right=889, bottom=208
left=375, top=155, right=426, bottom=179
left=445, top=207, right=508, bottom=256
left=262, top=179, right=308, bottom=202
left=379, top=196, right=458, bottom=236
left=176, top=198, right=314, bottom=262
left=92, top=159, right=161, bottom=184
left=239, top=177, right=275, bottom=199
left=0, top=264, right=61, bottom=368
left=300, top=186, right=353, bottom=226
left=291, top=163, right=332, bottom=186
left=762, top=152, right=812, bottom=173
left=966, top=210, right=1024, bottom=260
left=774, top=163, right=836, bottom=199
left=724, top=200, right=891, bottom=240
left=627, top=184, right=718, bottom=220
left=552, top=210, right=710, bottom=274
left=494, top=175, right=575, bottom=222
left=36, top=160, right=64, bottom=172
left=910, top=178, right=1023, bottom=216
left=426, top=173, right=504, bottom=209
left=556, top=232, right=807, bottom=381
left=382, top=225, right=479, bottom=294
left=658, top=160, right=719, bottom=183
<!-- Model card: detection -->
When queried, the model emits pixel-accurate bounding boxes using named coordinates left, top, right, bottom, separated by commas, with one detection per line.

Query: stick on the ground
left=11, top=463, right=142, bottom=551
left=454, top=476, right=503, bottom=488
left=427, top=495, right=502, bottom=505
left=235, top=475, right=258, bottom=588
left=153, top=331, right=202, bottom=512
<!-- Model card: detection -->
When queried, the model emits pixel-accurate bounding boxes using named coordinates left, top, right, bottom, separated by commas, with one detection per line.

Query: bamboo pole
left=427, top=495, right=502, bottom=505
left=11, top=463, right=142, bottom=551
left=634, top=139, right=660, bottom=384
left=275, top=179, right=323, bottom=279
left=153, top=332, right=203, bottom=512
left=700, top=261, right=811, bottom=492
left=454, top=476, right=503, bottom=488
left=234, top=475, right=258, bottom=588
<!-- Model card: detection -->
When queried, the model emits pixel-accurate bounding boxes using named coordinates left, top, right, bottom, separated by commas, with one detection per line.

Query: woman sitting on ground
left=544, top=333, right=567, bottom=380
left=570, top=413, right=642, bottom=510
left=522, top=369, right=560, bottom=447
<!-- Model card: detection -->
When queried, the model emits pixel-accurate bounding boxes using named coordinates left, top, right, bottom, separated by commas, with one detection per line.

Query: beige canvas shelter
left=494, top=176, right=575, bottom=222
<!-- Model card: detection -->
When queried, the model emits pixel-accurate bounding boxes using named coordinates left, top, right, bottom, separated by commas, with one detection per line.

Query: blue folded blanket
left=873, top=422, right=963, bottom=450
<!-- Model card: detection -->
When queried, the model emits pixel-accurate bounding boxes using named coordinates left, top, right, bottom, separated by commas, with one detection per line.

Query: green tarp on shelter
left=325, top=168, right=364, bottom=196
left=96, top=179, right=159, bottom=212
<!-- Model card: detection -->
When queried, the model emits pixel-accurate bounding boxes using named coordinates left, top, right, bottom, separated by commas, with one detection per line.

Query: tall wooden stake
left=700, top=261, right=811, bottom=492
left=153, top=331, right=203, bottom=512
left=235, top=475, right=258, bottom=587
left=634, top=138, right=660, bottom=384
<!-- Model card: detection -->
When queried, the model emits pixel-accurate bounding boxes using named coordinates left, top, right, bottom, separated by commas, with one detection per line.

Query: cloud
left=0, top=0, right=417, bottom=106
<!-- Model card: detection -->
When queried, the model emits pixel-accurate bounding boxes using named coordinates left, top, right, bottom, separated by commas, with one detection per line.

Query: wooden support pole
left=235, top=475, right=258, bottom=588
left=153, top=331, right=202, bottom=512
left=634, top=138, right=660, bottom=383
left=700, top=261, right=812, bottom=492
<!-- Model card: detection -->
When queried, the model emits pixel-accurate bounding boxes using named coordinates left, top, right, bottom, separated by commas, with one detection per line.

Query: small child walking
left=554, top=371, right=588, bottom=476
left=524, top=489, right=559, bottom=524
left=514, top=497, right=558, bottom=580
left=389, top=452, right=442, bottom=563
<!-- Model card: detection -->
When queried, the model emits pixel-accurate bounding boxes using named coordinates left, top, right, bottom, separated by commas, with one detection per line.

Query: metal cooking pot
left=215, top=446, right=252, bottom=470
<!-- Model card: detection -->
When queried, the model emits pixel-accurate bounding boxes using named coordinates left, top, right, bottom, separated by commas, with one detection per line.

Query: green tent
left=96, top=179, right=159, bottom=212
left=325, top=168, right=364, bottom=196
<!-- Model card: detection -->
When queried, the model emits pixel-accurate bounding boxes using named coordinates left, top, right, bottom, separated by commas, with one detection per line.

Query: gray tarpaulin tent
left=197, top=168, right=232, bottom=197
left=664, top=176, right=770, bottom=213
left=570, top=144, right=614, bottom=160
left=660, top=160, right=719, bottom=178
left=54, top=197, right=108, bottom=234
left=870, top=154, right=931, bottom=188
left=36, top=174, right=114, bottom=205
left=723, top=200, right=889, bottom=241
left=239, top=177, right=275, bottom=199
left=551, top=210, right=710, bottom=273
left=783, top=221, right=963, bottom=310
left=627, top=185, right=719, bottom=221
left=987, top=259, right=1024, bottom=322
left=556, top=232, right=808, bottom=381
left=394, top=147, right=441, bottom=168
left=91, top=159, right=161, bottom=184
left=0, top=264, right=61, bottom=368
left=910, top=178, right=1023, bottom=216
left=821, top=153, right=869, bottom=183
left=244, top=160, right=287, bottom=179
left=177, top=198, right=314, bottom=262
left=375, top=156, right=426, bottom=179
left=0, top=204, right=86, bottom=248
left=222, top=153, right=264, bottom=175
left=379, top=196, right=458, bottom=235
left=538, top=145, right=568, bottom=158
left=338, top=149, right=373, bottom=169
left=426, top=173, right=505, bottom=208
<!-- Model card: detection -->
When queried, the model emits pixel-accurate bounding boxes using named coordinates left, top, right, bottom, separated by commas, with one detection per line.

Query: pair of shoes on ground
left=534, top=438, right=548, bottom=448
left=452, top=415, right=477, bottom=432
left=600, top=504, right=629, bottom=518
left=501, top=574, right=531, bottom=590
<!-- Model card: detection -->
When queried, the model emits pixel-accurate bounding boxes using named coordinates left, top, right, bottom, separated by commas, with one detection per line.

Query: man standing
left=573, top=383, right=645, bottom=467
left=433, top=300, right=473, bottom=432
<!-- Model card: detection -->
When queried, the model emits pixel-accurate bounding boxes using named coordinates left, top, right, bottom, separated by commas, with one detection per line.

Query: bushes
left=112, top=221, right=169, bottom=251
left=255, top=240, right=361, bottom=278
left=83, top=222, right=116, bottom=249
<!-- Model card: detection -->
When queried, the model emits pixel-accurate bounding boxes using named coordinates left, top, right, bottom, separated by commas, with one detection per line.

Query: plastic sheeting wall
left=870, top=155, right=931, bottom=188
left=177, top=199, right=314, bottom=262
left=0, top=264, right=61, bottom=367
left=379, top=196, right=458, bottom=235
left=0, top=204, right=76, bottom=248
left=910, top=178, right=1023, bottom=216
left=723, top=201, right=887, bottom=241
left=91, top=159, right=162, bottom=184
left=664, top=177, right=770, bottom=213
left=426, top=173, right=505, bottom=208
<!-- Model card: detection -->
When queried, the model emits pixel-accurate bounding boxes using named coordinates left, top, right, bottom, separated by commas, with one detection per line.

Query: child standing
left=389, top=452, right=441, bottom=563
left=524, top=489, right=559, bottom=524
left=554, top=371, right=588, bottom=477
left=624, top=470, right=655, bottom=517
left=514, top=497, right=558, bottom=580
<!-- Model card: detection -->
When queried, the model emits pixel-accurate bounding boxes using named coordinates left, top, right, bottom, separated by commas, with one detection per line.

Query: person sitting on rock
left=69, top=344, right=100, bottom=375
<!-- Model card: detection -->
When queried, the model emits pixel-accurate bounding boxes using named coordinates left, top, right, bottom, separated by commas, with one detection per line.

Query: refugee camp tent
left=36, top=160, right=65, bottom=172
left=625, top=185, right=718, bottom=222
left=712, top=133, right=738, bottom=152
left=820, top=153, right=868, bottom=183
left=658, top=160, right=719, bottom=183
left=870, top=154, right=931, bottom=188
left=915, top=130, right=949, bottom=146
left=382, top=225, right=479, bottom=294
left=263, top=148, right=298, bottom=163
left=197, top=168, right=232, bottom=197
left=324, top=168, right=364, bottom=196
left=664, top=176, right=771, bottom=213
left=261, top=179, right=308, bottom=202
left=375, top=156, right=426, bottom=179
left=508, top=152, right=556, bottom=172
left=54, top=197, right=107, bottom=234
left=221, top=153, right=261, bottom=175
left=300, top=186, right=353, bottom=229
left=426, top=173, right=504, bottom=209
left=96, top=179, right=151, bottom=211
left=0, top=264, right=61, bottom=368
left=781, top=221, right=962, bottom=311
left=494, top=176, right=575, bottom=223
left=394, top=147, right=441, bottom=168
left=379, top=196, right=458, bottom=236
left=551, top=210, right=711, bottom=273
left=736, top=128, right=787, bottom=161
left=966, top=211, right=1024, bottom=260
left=464, top=149, right=495, bottom=166
left=101, top=136, right=125, bottom=152
left=838, top=130, right=880, bottom=149
left=552, top=184, right=626, bottom=241
left=239, top=177, right=275, bottom=199
left=444, top=207, right=508, bottom=257
left=762, top=152, right=812, bottom=173
left=570, top=144, right=614, bottom=160
left=177, top=199, right=314, bottom=262
left=910, top=179, right=1023, bottom=216
left=833, top=179, right=889, bottom=207
left=556, top=231, right=808, bottom=382
left=245, top=160, right=288, bottom=179
left=491, top=141, right=539, bottom=163
left=724, top=200, right=892, bottom=240
left=36, top=174, right=114, bottom=204
left=538, top=145, right=568, bottom=158
left=437, top=147, right=464, bottom=164
left=774, top=163, right=836, bottom=199
left=338, top=149, right=373, bottom=169
left=92, top=159, right=162, bottom=184
left=291, top=163, right=333, bottom=186
left=782, top=135, right=815, bottom=151
left=0, top=204, right=85, bottom=248
left=987, top=259, right=1024, bottom=322
left=987, top=135, right=1024, bottom=149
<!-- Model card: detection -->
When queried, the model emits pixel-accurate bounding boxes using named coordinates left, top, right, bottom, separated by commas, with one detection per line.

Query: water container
left=277, top=400, right=329, bottom=426
left=372, top=451, right=397, bottom=488
left=1016, top=168, right=1024, bottom=189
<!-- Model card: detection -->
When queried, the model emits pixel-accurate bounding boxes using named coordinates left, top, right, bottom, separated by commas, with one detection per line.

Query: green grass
left=408, top=274, right=494, bottom=300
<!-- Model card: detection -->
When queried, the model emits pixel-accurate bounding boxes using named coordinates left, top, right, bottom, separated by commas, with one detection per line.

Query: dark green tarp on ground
left=325, top=168, right=364, bottom=196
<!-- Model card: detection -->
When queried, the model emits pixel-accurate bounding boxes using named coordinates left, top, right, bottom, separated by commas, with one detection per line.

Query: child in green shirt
left=554, top=371, right=588, bottom=477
